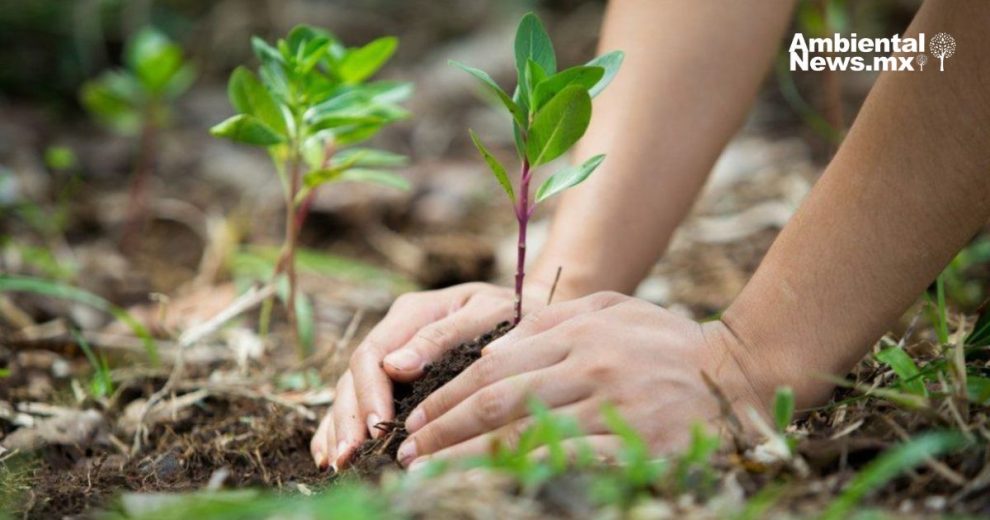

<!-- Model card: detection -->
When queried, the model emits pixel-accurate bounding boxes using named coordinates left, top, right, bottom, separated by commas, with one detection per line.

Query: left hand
left=395, top=292, right=779, bottom=469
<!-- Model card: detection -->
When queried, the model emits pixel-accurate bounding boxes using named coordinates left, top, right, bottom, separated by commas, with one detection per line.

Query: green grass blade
left=935, top=274, right=949, bottom=345
left=821, top=431, right=966, bottom=520
left=773, top=386, right=795, bottom=431
left=966, top=307, right=990, bottom=347
left=0, top=275, right=159, bottom=366
left=876, top=347, right=927, bottom=397
left=71, top=329, right=114, bottom=398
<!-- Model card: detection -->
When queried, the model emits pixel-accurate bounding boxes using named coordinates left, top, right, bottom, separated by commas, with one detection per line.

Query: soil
left=14, top=396, right=325, bottom=519
left=348, top=321, right=513, bottom=477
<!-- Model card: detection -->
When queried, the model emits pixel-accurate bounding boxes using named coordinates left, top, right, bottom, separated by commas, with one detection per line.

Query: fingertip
left=367, top=413, right=383, bottom=439
left=405, top=408, right=426, bottom=433
left=383, top=349, right=422, bottom=373
left=334, top=440, right=357, bottom=470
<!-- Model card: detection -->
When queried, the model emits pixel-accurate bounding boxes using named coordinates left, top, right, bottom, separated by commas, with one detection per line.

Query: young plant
left=210, top=25, right=411, bottom=354
left=80, top=27, right=195, bottom=244
left=450, top=13, right=623, bottom=324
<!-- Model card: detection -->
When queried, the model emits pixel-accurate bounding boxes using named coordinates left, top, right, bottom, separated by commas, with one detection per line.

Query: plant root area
left=349, top=322, right=512, bottom=476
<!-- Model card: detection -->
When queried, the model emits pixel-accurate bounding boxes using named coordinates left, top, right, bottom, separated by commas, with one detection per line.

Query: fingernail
left=481, top=336, right=510, bottom=355
left=384, top=350, right=421, bottom=372
left=405, top=408, right=426, bottom=433
left=334, top=440, right=348, bottom=468
left=396, top=439, right=417, bottom=467
left=367, top=413, right=383, bottom=438
left=312, top=448, right=324, bottom=467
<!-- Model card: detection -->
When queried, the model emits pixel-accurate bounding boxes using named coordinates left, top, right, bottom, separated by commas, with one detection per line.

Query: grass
left=0, top=274, right=159, bottom=365
left=821, top=431, right=968, bottom=520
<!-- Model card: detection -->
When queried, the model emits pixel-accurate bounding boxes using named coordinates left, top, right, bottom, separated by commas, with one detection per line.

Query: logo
left=789, top=32, right=956, bottom=72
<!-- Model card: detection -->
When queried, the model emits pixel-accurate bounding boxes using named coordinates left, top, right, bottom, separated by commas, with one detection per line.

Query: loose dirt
left=348, top=321, right=513, bottom=476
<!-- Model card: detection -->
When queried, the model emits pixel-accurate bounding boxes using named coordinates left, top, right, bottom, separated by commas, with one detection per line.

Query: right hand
left=310, top=281, right=550, bottom=470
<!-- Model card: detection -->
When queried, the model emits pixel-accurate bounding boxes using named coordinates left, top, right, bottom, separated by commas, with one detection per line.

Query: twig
left=177, top=284, right=277, bottom=348
left=880, top=415, right=967, bottom=486
left=131, top=283, right=276, bottom=455
left=700, top=370, right=746, bottom=452
left=546, top=266, right=563, bottom=306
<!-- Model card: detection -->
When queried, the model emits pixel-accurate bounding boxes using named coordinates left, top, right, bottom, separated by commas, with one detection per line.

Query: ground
left=2, top=1, right=989, bottom=518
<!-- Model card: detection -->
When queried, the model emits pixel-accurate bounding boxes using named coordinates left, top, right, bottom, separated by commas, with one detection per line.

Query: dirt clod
left=349, top=321, right=513, bottom=476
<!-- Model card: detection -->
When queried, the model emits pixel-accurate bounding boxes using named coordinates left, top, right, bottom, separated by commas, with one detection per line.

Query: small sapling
left=211, top=25, right=411, bottom=354
left=80, top=27, right=195, bottom=245
left=450, top=12, right=623, bottom=324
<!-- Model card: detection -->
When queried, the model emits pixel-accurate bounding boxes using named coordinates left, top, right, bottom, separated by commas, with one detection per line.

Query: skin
left=313, top=0, right=990, bottom=470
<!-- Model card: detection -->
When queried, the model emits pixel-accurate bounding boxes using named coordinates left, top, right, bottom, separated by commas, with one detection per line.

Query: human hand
left=310, top=281, right=552, bottom=470
left=393, top=292, right=789, bottom=469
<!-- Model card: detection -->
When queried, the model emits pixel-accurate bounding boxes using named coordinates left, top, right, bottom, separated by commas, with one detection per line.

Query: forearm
left=722, top=0, right=990, bottom=407
left=531, top=0, right=795, bottom=297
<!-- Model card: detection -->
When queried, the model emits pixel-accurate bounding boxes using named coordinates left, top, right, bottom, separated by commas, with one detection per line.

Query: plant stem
left=513, top=159, right=532, bottom=325
left=284, top=152, right=303, bottom=357
left=120, top=102, right=158, bottom=250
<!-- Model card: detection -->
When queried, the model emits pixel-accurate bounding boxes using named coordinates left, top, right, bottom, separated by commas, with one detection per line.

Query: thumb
left=383, top=296, right=513, bottom=382
left=483, top=291, right=627, bottom=355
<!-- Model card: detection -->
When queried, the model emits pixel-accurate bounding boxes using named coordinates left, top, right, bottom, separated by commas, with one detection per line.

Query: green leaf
left=535, top=154, right=603, bottom=203
left=822, top=432, right=967, bottom=520
left=339, top=169, right=410, bottom=190
left=772, top=386, right=795, bottom=431
left=585, top=51, right=624, bottom=98
left=234, top=246, right=416, bottom=293
left=256, top=58, right=292, bottom=105
left=162, top=63, right=196, bottom=99
left=935, top=274, right=949, bottom=345
left=126, top=27, right=185, bottom=94
left=514, top=12, right=556, bottom=105
left=71, top=329, right=114, bottom=398
left=252, top=36, right=284, bottom=65
left=299, top=37, right=332, bottom=74
left=967, top=376, right=990, bottom=405
left=210, top=114, right=285, bottom=146
left=531, top=65, right=603, bottom=110
left=526, top=86, right=591, bottom=166
left=80, top=72, right=143, bottom=134
left=449, top=60, right=527, bottom=128
left=361, top=80, right=414, bottom=104
left=524, top=58, right=548, bottom=110
left=332, top=148, right=408, bottom=168
left=44, top=146, right=77, bottom=170
left=339, top=36, right=398, bottom=84
left=227, top=67, right=286, bottom=135
left=304, top=167, right=409, bottom=191
left=469, top=129, right=514, bottom=203
left=0, top=275, right=158, bottom=365
left=966, top=308, right=990, bottom=346
left=876, top=347, right=927, bottom=397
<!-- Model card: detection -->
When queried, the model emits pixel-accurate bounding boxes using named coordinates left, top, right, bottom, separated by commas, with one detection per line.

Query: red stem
left=513, top=159, right=531, bottom=325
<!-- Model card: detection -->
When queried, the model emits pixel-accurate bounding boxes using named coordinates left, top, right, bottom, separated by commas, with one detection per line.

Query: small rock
left=1, top=409, right=105, bottom=452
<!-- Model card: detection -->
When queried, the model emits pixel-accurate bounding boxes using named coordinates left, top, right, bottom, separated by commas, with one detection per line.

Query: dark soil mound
left=349, top=321, right=512, bottom=476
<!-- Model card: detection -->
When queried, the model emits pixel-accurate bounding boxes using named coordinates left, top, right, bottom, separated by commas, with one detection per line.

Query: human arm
left=530, top=0, right=796, bottom=295
left=393, top=0, right=990, bottom=465
left=312, top=0, right=797, bottom=469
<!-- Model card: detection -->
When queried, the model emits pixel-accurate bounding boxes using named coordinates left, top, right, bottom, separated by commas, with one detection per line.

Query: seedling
left=211, top=25, right=411, bottom=354
left=80, top=27, right=194, bottom=245
left=450, top=13, right=623, bottom=324
left=71, top=329, right=114, bottom=399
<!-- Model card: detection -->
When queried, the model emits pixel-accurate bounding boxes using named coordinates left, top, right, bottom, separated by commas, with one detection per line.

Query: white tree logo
left=929, top=32, right=956, bottom=71
left=915, top=53, right=928, bottom=71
